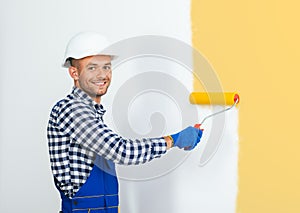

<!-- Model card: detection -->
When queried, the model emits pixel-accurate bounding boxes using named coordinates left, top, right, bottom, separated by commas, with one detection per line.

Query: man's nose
left=96, top=69, right=108, bottom=78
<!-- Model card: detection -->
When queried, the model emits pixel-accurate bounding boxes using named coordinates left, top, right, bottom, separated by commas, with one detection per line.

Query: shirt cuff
left=150, top=137, right=167, bottom=158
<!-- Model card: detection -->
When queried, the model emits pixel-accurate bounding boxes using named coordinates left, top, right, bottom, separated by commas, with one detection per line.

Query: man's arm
left=56, top=100, right=167, bottom=165
left=164, top=136, right=174, bottom=150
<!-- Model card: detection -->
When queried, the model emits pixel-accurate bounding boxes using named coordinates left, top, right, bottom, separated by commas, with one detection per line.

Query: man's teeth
left=94, top=82, right=105, bottom=86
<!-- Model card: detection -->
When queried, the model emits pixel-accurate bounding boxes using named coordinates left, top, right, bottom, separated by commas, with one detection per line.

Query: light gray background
left=0, top=1, right=238, bottom=212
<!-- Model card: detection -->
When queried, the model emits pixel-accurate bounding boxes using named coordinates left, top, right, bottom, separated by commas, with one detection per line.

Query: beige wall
left=192, top=0, right=300, bottom=212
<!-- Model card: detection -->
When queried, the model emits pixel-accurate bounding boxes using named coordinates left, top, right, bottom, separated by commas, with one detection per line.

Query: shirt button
left=73, top=201, right=78, bottom=205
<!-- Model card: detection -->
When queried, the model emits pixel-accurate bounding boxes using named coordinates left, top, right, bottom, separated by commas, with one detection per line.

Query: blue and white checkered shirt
left=47, top=87, right=167, bottom=198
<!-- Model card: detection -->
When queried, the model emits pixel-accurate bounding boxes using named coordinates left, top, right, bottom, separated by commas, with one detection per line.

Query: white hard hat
left=62, top=31, right=116, bottom=68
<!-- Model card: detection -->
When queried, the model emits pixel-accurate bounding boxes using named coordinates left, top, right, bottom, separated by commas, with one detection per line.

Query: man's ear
left=68, top=66, right=79, bottom=80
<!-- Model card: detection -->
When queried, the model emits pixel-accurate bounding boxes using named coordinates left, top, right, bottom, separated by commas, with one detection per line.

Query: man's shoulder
left=52, top=93, right=74, bottom=109
left=51, top=93, right=93, bottom=115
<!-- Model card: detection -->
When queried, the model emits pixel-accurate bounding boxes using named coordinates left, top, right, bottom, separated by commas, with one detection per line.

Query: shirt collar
left=72, top=86, right=106, bottom=115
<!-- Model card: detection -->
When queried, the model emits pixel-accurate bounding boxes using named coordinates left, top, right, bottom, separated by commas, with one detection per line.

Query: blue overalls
left=58, top=155, right=119, bottom=213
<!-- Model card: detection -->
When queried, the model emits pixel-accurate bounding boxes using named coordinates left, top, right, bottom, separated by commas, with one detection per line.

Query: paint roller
left=189, top=92, right=240, bottom=128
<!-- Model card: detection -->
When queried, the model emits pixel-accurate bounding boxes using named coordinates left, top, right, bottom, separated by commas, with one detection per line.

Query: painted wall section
left=192, top=0, right=300, bottom=212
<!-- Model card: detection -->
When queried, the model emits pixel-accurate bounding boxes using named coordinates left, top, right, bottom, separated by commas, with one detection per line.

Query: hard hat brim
left=62, top=54, right=118, bottom=68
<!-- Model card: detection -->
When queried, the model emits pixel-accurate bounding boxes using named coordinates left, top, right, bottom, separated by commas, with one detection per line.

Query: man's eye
left=88, top=66, right=96, bottom=71
left=103, top=65, right=111, bottom=70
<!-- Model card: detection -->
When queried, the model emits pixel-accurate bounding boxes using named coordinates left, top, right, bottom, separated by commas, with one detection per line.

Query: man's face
left=70, top=55, right=112, bottom=103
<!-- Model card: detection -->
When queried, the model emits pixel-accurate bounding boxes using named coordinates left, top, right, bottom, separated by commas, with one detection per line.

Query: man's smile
left=92, top=80, right=108, bottom=87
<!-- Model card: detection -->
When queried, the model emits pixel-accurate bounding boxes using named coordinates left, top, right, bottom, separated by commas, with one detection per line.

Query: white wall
left=0, top=1, right=238, bottom=212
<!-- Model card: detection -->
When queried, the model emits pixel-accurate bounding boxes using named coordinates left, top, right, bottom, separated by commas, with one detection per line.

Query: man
left=47, top=31, right=203, bottom=213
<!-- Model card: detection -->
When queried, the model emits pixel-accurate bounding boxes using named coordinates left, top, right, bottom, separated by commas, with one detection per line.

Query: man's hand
left=166, top=126, right=203, bottom=150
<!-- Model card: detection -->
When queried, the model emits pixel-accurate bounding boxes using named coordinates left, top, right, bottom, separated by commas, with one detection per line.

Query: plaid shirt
left=47, top=87, right=167, bottom=198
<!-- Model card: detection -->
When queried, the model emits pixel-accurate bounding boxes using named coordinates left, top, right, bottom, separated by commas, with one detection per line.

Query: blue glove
left=170, top=126, right=203, bottom=150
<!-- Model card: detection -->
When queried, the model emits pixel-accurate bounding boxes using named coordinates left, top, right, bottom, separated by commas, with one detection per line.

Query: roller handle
left=194, top=123, right=204, bottom=131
